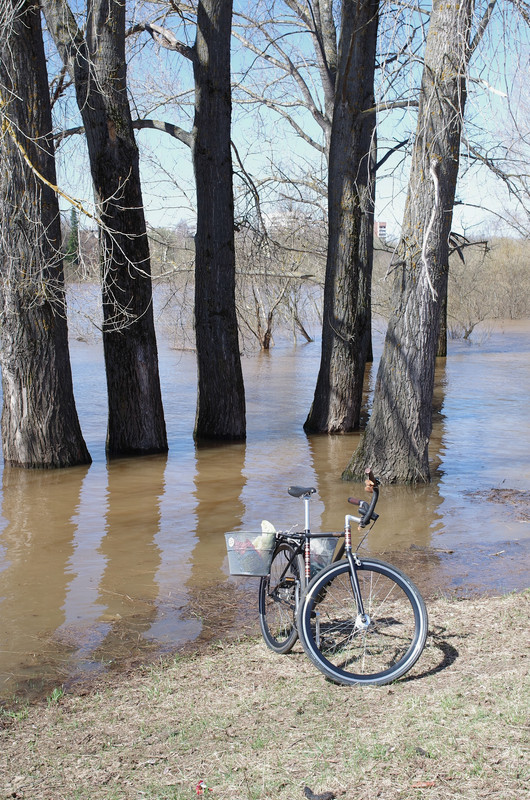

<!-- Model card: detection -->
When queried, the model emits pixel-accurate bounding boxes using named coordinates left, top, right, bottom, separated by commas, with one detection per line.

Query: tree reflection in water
left=0, top=321, right=529, bottom=699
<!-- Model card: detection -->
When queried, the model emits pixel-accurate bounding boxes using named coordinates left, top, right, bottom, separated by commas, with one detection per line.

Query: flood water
left=1, top=318, right=529, bottom=702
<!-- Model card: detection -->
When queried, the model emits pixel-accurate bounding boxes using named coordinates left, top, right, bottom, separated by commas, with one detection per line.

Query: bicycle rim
left=298, top=558, right=428, bottom=685
left=259, top=543, right=304, bottom=654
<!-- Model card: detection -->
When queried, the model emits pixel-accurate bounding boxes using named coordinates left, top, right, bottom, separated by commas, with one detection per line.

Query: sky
left=53, top=0, right=529, bottom=240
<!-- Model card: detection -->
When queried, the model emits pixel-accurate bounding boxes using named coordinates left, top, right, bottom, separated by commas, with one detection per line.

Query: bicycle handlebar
left=347, top=467, right=380, bottom=527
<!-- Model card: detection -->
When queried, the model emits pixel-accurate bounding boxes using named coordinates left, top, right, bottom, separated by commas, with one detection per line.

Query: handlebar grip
left=360, top=469, right=380, bottom=527
left=365, top=467, right=380, bottom=493
left=346, top=469, right=380, bottom=527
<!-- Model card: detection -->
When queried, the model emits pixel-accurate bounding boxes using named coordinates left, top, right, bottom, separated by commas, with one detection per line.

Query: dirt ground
left=1, top=590, right=528, bottom=800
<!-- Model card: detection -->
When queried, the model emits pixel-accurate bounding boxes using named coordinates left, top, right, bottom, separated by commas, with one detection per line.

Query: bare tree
left=43, top=0, right=168, bottom=457
left=0, top=0, right=91, bottom=468
left=464, top=34, right=530, bottom=238
left=193, top=0, right=246, bottom=439
left=231, top=2, right=428, bottom=432
left=304, top=0, right=379, bottom=433
left=447, top=236, right=530, bottom=332
left=127, top=1, right=247, bottom=438
left=343, top=0, right=495, bottom=483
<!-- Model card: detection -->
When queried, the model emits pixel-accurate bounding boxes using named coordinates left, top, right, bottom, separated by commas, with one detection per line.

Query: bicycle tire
left=297, top=557, right=428, bottom=685
left=259, top=542, right=305, bottom=654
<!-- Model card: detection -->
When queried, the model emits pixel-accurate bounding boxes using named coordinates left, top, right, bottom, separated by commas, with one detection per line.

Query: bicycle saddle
left=288, top=486, right=316, bottom=498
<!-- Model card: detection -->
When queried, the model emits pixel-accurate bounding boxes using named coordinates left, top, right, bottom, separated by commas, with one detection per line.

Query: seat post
left=303, top=493, right=311, bottom=533
left=303, top=493, right=312, bottom=581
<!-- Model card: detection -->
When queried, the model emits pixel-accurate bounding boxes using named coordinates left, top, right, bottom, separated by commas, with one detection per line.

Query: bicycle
left=258, top=469, right=428, bottom=686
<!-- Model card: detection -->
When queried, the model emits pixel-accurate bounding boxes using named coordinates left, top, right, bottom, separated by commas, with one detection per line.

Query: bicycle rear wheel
left=297, top=557, right=428, bottom=685
left=259, top=542, right=304, bottom=654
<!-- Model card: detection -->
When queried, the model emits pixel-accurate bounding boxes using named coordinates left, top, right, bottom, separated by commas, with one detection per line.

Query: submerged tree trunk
left=437, top=280, right=448, bottom=357
left=0, top=0, right=91, bottom=468
left=43, top=0, right=167, bottom=457
left=304, top=0, right=378, bottom=433
left=193, top=0, right=246, bottom=440
left=343, top=0, right=473, bottom=483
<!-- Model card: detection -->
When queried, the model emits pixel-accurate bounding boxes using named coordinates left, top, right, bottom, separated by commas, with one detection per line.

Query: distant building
left=375, top=221, right=387, bottom=241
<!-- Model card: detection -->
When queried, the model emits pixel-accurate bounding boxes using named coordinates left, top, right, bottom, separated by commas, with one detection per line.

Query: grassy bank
left=1, top=591, right=528, bottom=800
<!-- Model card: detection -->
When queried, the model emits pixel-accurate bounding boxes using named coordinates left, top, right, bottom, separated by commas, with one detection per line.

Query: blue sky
left=52, top=0, right=529, bottom=239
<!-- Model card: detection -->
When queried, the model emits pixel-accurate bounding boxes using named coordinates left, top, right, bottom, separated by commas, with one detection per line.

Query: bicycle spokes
left=298, top=559, right=428, bottom=685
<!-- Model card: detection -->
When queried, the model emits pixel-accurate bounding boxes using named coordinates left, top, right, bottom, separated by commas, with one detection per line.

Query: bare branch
left=50, top=64, right=73, bottom=108
left=239, top=86, right=326, bottom=152
left=127, top=21, right=195, bottom=62
left=132, top=118, right=193, bottom=147
left=469, top=0, right=497, bottom=55
left=360, top=99, right=420, bottom=118
left=375, top=139, right=410, bottom=171
left=232, top=25, right=329, bottom=133
left=55, top=118, right=193, bottom=147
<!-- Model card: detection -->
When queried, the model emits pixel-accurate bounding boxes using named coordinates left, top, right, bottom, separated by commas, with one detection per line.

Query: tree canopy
left=0, top=0, right=528, bottom=475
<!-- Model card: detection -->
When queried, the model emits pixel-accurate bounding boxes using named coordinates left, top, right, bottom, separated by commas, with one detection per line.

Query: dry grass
left=1, top=591, right=528, bottom=800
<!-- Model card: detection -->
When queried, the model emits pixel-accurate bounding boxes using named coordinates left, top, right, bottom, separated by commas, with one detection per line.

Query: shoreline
left=1, top=590, right=528, bottom=800
left=2, top=537, right=529, bottom=710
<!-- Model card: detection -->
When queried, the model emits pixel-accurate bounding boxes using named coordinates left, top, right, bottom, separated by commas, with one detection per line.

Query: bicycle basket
left=310, top=536, right=338, bottom=577
left=225, top=532, right=276, bottom=576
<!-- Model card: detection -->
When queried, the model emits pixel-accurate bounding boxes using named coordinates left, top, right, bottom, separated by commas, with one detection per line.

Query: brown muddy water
left=0, top=319, right=529, bottom=702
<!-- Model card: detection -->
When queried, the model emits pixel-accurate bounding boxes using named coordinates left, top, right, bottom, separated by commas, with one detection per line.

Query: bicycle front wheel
left=259, top=542, right=304, bottom=654
left=297, top=557, right=428, bottom=685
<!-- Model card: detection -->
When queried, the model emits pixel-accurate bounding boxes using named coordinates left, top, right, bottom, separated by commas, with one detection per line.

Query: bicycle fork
left=344, top=516, right=370, bottom=630
left=313, top=516, right=370, bottom=649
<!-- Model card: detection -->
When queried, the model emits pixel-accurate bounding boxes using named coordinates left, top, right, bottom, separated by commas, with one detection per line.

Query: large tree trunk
left=0, top=0, right=91, bottom=468
left=43, top=0, right=167, bottom=457
left=192, top=0, right=246, bottom=440
left=343, top=0, right=472, bottom=483
left=304, top=0, right=378, bottom=433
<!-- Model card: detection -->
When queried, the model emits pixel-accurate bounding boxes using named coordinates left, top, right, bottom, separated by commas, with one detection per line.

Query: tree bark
left=0, top=0, right=91, bottom=468
left=43, top=0, right=167, bottom=457
left=343, top=0, right=472, bottom=483
left=193, top=0, right=246, bottom=440
left=304, top=0, right=378, bottom=433
left=437, top=281, right=448, bottom=357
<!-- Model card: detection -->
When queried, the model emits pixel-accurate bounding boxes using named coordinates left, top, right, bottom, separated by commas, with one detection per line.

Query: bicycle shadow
left=401, top=624, right=466, bottom=682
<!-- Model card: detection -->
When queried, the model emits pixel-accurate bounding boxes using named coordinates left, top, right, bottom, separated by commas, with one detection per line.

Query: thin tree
left=304, top=0, right=379, bottom=433
left=343, top=0, right=493, bottom=483
left=130, top=2, right=246, bottom=439
left=232, top=1, right=422, bottom=428
left=193, top=0, right=246, bottom=439
left=0, top=0, right=91, bottom=468
left=64, top=207, right=80, bottom=267
left=43, top=0, right=168, bottom=457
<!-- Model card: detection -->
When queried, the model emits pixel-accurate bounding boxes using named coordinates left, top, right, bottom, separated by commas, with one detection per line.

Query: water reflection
left=0, top=466, right=89, bottom=695
left=190, top=442, right=246, bottom=586
left=90, top=456, right=165, bottom=665
left=0, top=321, right=529, bottom=701
left=181, top=441, right=257, bottom=646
